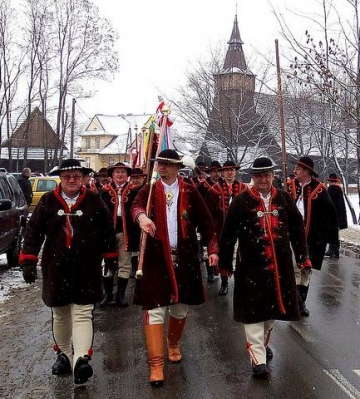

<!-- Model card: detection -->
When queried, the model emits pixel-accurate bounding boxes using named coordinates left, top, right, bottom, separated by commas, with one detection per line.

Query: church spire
left=222, top=14, right=249, bottom=72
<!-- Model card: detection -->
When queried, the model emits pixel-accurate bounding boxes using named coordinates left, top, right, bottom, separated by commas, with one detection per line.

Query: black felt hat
left=219, top=160, right=240, bottom=171
left=107, top=162, right=132, bottom=177
left=131, top=167, right=147, bottom=177
left=152, top=149, right=182, bottom=165
left=327, top=173, right=340, bottom=182
left=205, top=161, right=221, bottom=172
left=249, top=157, right=276, bottom=175
left=49, top=159, right=93, bottom=176
left=294, top=156, right=318, bottom=178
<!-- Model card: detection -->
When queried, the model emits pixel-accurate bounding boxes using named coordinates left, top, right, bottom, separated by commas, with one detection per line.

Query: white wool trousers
left=144, top=303, right=189, bottom=325
left=116, top=232, right=132, bottom=279
left=52, top=303, right=95, bottom=366
left=244, top=320, right=274, bottom=365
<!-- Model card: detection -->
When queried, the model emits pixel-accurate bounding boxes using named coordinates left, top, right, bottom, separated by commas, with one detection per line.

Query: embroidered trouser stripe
left=244, top=320, right=275, bottom=365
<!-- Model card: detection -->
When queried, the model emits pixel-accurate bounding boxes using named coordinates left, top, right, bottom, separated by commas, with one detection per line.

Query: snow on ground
left=0, top=255, right=29, bottom=303
left=1, top=193, right=360, bottom=304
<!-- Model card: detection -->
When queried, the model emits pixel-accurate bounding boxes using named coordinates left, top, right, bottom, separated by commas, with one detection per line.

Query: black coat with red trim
left=288, top=178, right=339, bottom=269
left=131, top=178, right=219, bottom=310
left=220, top=187, right=310, bottom=324
left=20, top=185, right=118, bottom=307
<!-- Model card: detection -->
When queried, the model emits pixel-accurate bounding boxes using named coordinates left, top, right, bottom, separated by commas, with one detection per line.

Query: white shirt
left=260, top=192, right=271, bottom=211
left=116, top=183, right=125, bottom=217
left=162, top=179, right=179, bottom=250
left=296, top=180, right=311, bottom=219
left=61, top=192, right=79, bottom=209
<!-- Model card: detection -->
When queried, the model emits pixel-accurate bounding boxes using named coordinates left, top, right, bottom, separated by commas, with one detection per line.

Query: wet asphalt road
left=2, top=252, right=360, bottom=399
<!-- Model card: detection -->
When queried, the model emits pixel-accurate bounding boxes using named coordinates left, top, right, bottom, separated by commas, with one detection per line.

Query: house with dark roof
left=0, top=107, right=67, bottom=173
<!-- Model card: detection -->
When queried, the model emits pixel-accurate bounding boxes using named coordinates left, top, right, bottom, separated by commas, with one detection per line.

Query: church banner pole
left=275, top=39, right=288, bottom=191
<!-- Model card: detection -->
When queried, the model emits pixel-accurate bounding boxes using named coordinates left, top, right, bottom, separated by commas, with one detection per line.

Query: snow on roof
left=85, top=114, right=153, bottom=137
left=100, top=132, right=129, bottom=155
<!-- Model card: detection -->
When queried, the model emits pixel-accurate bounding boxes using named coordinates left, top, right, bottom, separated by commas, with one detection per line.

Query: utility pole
left=70, top=98, right=76, bottom=159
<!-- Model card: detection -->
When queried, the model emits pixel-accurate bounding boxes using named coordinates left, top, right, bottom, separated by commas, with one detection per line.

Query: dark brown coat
left=21, top=185, right=118, bottom=307
left=220, top=187, right=310, bottom=324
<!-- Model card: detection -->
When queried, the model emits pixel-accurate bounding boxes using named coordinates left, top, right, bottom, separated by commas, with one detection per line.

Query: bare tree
left=49, top=0, right=119, bottom=166
left=0, top=0, right=25, bottom=170
left=274, top=0, right=359, bottom=186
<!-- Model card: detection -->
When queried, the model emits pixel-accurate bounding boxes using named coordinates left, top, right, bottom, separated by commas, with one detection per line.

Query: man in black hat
left=206, top=160, right=247, bottom=295
left=131, top=149, right=219, bottom=387
left=196, top=160, right=222, bottom=282
left=288, top=156, right=338, bottom=316
left=325, top=173, right=348, bottom=258
left=100, top=162, right=133, bottom=307
left=189, top=160, right=207, bottom=189
left=19, top=159, right=118, bottom=385
left=92, top=167, right=110, bottom=194
left=220, top=157, right=311, bottom=378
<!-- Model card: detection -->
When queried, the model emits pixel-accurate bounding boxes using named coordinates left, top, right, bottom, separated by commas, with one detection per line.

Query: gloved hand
left=21, top=263, right=37, bottom=284
left=103, top=258, right=118, bottom=277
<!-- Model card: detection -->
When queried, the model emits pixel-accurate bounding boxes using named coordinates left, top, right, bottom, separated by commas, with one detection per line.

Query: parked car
left=29, top=176, right=60, bottom=213
left=0, top=172, right=29, bottom=268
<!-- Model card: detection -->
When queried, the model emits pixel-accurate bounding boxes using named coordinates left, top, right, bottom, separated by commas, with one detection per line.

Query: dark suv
left=0, top=172, right=29, bottom=267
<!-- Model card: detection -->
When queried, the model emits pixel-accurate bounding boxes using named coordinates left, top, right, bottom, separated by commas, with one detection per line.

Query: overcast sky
left=79, top=0, right=347, bottom=119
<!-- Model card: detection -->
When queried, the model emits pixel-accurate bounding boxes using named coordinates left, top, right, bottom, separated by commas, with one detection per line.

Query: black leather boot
left=52, top=352, right=72, bottom=375
left=297, top=285, right=310, bottom=317
left=99, top=277, right=114, bottom=307
left=218, top=276, right=228, bottom=295
left=74, top=355, right=93, bottom=385
left=116, top=277, right=129, bottom=307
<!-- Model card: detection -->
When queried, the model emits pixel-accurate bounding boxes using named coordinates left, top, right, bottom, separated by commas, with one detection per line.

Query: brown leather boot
left=167, top=316, right=186, bottom=363
left=144, top=324, right=164, bottom=387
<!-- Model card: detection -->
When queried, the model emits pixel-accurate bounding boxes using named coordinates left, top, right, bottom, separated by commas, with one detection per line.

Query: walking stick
left=136, top=106, right=170, bottom=279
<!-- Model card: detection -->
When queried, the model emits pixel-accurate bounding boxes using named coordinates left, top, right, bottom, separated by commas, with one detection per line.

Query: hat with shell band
left=249, top=157, right=276, bottom=175
left=49, top=159, right=93, bottom=176
left=152, top=149, right=183, bottom=165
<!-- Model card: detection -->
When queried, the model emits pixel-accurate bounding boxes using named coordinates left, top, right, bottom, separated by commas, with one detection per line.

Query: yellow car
left=29, top=176, right=61, bottom=213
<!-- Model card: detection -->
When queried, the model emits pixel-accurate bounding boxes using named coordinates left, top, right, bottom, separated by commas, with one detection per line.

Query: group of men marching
left=19, top=152, right=340, bottom=386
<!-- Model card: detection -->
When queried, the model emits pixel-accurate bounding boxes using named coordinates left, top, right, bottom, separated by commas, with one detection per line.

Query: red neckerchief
left=54, top=185, right=87, bottom=248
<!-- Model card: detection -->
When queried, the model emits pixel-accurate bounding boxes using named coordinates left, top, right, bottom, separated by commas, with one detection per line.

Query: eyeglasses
left=60, top=174, right=83, bottom=181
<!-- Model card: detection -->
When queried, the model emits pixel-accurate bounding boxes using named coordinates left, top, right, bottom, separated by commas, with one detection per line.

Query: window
left=85, top=138, right=91, bottom=149
left=95, top=137, right=100, bottom=149
left=86, top=157, right=91, bottom=168
left=109, top=157, right=114, bottom=166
